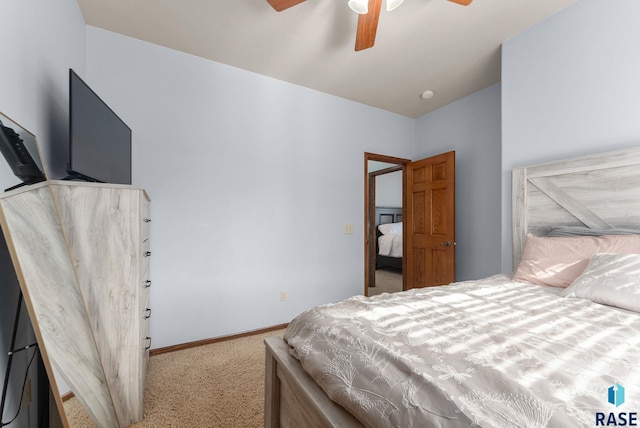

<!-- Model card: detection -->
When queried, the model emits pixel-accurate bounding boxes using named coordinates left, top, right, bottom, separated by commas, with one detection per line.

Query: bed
left=375, top=206, right=403, bottom=271
left=265, top=147, right=640, bottom=427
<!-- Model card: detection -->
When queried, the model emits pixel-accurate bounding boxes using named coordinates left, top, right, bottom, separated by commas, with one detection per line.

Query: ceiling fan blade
left=448, top=0, right=473, bottom=5
left=355, top=0, right=383, bottom=51
left=267, top=0, right=305, bottom=12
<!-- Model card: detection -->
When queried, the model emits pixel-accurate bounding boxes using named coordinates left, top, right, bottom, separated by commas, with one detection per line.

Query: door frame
left=364, top=152, right=410, bottom=296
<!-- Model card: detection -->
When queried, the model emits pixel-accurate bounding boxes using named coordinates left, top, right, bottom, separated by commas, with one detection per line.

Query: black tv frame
left=66, top=69, right=132, bottom=185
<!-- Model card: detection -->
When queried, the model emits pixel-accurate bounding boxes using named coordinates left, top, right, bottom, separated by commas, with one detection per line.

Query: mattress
left=284, top=275, right=640, bottom=427
left=378, top=234, right=402, bottom=258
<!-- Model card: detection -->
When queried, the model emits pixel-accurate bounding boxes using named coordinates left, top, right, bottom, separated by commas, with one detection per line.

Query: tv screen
left=68, top=69, right=131, bottom=184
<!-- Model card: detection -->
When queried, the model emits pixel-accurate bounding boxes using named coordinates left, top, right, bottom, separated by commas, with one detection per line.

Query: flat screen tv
left=67, top=69, right=132, bottom=184
left=0, top=118, right=46, bottom=191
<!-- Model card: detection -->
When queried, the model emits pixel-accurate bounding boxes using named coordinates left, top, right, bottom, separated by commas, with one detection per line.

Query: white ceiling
left=75, top=0, right=576, bottom=118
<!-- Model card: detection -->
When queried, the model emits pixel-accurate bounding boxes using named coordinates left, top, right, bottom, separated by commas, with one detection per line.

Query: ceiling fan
left=266, top=0, right=473, bottom=51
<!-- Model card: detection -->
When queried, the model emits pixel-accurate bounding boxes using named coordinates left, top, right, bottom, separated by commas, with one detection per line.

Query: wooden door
left=405, top=151, right=455, bottom=288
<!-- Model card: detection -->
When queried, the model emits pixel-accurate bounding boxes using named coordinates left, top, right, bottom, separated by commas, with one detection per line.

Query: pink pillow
left=513, top=233, right=640, bottom=287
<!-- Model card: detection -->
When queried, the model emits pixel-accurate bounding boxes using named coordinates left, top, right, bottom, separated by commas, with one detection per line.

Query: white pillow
left=512, top=233, right=640, bottom=288
left=378, top=222, right=402, bottom=236
left=561, top=253, right=640, bottom=312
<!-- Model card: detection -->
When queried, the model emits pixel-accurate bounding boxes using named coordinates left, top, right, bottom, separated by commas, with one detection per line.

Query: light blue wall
left=501, top=0, right=640, bottom=271
left=415, top=84, right=502, bottom=281
left=85, top=27, right=416, bottom=348
left=0, top=0, right=86, bottom=179
left=0, top=0, right=86, bottom=423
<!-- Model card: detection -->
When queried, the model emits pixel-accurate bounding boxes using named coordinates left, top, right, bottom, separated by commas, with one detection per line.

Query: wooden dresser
left=0, top=181, right=151, bottom=427
left=50, top=181, right=151, bottom=425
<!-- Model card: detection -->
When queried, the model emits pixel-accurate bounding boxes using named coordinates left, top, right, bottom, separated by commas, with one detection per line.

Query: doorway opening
left=364, top=153, right=409, bottom=296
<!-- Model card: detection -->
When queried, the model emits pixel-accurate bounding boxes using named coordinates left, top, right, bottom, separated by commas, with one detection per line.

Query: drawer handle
left=144, top=280, right=152, bottom=288
left=143, top=218, right=151, bottom=223
left=145, top=337, right=152, bottom=350
left=144, top=308, right=151, bottom=319
left=144, top=251, right=151, bottom=257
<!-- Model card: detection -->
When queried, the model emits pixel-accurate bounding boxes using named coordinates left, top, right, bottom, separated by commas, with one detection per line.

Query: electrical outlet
left=344, top=224, right=353, bottom=234
left=280, top=291, right=287, bottom=302
left=22, top=378, right=32, bottom=408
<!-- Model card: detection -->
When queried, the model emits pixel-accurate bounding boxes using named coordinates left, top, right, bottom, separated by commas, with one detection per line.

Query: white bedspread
left=378, top=234, right=402, bottom=257
left=284, top=275, right=640, bottom=427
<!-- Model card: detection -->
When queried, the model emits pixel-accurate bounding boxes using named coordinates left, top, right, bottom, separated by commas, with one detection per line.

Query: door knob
left=440, top=241, right=453, bottom=247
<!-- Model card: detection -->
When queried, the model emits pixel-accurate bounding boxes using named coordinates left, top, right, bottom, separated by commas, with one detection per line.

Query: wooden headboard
left=375, top=206, right=402, bottom=227
left=512, top=146, right=640, bottom=269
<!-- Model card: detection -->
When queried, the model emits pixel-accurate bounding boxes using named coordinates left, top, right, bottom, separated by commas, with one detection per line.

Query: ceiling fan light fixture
left=386, top=0, right=404, bottom=12
left=348, top=0, right=368, bottom=14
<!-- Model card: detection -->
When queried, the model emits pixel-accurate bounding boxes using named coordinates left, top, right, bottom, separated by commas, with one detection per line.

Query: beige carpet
left=64, top=329, right=285, bottom=427
left=369, top=268, right=403, bottom=296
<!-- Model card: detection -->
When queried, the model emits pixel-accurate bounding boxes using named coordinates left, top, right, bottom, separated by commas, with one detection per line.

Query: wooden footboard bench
left=264, top=337, right=363, bottom=428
